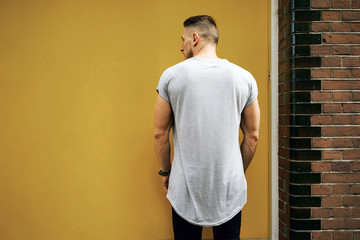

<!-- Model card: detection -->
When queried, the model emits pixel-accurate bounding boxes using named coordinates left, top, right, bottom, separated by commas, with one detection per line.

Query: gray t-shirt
left=156, top=57, right=258, bottom=226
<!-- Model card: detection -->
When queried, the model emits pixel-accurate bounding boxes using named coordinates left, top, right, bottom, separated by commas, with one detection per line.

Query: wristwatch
left=158, top=169, right=171, bottom=176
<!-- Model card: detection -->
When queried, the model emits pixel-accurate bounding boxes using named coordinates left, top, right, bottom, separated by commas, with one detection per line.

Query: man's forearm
left=240, top=135, right=258, bottom=172
left=154, top=135, right=171, bottom=171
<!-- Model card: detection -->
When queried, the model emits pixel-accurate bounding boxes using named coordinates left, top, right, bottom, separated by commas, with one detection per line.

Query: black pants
left=172, top=208, right=242, bottom=240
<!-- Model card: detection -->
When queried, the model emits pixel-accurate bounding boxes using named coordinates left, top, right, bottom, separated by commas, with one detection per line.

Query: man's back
left=156, top=57, right=258, bottom=226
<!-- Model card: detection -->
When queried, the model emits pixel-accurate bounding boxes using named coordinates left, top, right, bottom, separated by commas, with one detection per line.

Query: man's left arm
left=154, top=95, right=173, bottom=192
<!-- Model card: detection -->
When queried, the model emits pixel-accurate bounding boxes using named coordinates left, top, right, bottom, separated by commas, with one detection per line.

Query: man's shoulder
left=167, top=59, right=192, bottom=70
left=226, top=60, right=252, bottom=75
left=161, top=59, right=192, bottom=77
left=222, top=61, right=257, bottom=90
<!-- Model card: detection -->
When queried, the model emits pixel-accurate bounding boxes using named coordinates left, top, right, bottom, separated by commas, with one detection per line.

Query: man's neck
left=193, top=44, right=219, bottom=59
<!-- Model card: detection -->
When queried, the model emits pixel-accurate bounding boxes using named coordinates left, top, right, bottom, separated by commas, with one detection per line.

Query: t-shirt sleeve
left=244, top=72, right=258, bottom=108
left=156, top=69, right=171, bottom=103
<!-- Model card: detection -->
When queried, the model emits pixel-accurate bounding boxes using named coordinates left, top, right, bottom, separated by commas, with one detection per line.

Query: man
left=154, top=15, right=260, bottom=240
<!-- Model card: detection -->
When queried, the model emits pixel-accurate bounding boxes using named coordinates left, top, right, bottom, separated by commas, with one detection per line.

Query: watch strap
left=158, top=169, right=171, bottom=176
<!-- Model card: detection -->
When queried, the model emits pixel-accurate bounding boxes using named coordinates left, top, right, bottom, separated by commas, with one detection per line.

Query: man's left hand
left=162, top=176, right=170, bottom=193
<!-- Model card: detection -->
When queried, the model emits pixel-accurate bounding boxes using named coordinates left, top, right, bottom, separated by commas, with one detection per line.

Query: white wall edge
left=270, top=0, right=279, bottom=239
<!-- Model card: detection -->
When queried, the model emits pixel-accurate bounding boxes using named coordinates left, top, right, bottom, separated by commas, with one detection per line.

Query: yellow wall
left=0, top=0, right=269, bottom=239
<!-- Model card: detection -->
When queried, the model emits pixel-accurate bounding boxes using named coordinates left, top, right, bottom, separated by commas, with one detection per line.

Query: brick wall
left=278, top=0, right=360, bottom=239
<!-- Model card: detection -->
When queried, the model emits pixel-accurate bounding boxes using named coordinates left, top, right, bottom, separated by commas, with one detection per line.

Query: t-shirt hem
left=156, top=88, right=170, bottom=103
left=167, top=194, right=247, bottom=227
left=244, top=93, right=258, bottom=108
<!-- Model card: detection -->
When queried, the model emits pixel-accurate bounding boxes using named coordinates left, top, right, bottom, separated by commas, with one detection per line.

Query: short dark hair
left=183, top=15, right=219, bottom=44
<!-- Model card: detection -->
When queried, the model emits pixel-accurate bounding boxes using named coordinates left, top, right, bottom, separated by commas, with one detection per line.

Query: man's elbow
left=246, top=131, right=259, bottom=144
left=154, top=128, right=168, bottom=140
left=251, top=132, right=259, bottom=142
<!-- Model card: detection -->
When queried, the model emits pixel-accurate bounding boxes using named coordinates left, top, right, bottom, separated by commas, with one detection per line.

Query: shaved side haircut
left=183, top=15, right=219, bottom=44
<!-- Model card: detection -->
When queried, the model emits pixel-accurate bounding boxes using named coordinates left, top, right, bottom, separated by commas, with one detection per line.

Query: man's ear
left=192, top=33, right=200, bottom=46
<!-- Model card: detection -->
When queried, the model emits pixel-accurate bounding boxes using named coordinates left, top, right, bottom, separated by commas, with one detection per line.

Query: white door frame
left=270, top=0, right=279, bottom=239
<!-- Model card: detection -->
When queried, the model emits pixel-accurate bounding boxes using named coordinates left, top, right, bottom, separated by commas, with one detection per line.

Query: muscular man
left=154, top=15, right=260, bottom=240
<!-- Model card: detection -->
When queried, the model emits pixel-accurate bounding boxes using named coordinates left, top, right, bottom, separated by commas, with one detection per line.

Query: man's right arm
left=240, top=99, right=260, bottom=172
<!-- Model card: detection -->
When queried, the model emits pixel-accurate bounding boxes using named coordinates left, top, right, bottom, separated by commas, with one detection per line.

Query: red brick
left=278, top=29, right=284, bottom=42
left=332, top=22, right=351, bottom=32
left=333, top=208, right=351, bottom=218
left=354, top=138, right=360, bottom=147
left=343, top=103, right=360, bottom=112
left=279, top=59, right=287, bottom=73
left=279, top=9, right=291, bottom=28
left=312, top=69, right=331, bottom=78
left=333, top=184, right=351, bottom=194
left=312, top=115, right=332, bottom=125
left=333, top=138, right=353, bottom=148
left=352, top=23, right=360, bottom=32
left=353, top=92, right=360, bottom=100
left=355, top=232, right=360, bottom=240
left=279, top=105, right=286, bottom=114
left=279, top=126, right=289, bottom=136
left=323, top=126, right=360, bottom=136
left=313, top=184, right=332, bottom=195
left=279, top=92, right=287, bottom=103
left=323, top=103, right=342, bottom=113
left=312, top=208, right=332, bottom=218
left=279, top=190, right=288, bottom=203
left=353, top=0, right=360, bottom=8
left=313, top=231, right=332, bottom=240
left=352, top=161, right=360, bottom=171
left=279, top=216, right=289, bottom=233
left=332, top=0, right=351, bottom=8
left=333, top=115, right=352, bottom=125
left=278, top=178, right=285, bottom=192
left=279, top=204, right=289, bottom=221
left=279, top=198, right=285, bottom=211
left=278, top=79, right=288, bottom=91
left=279, top=231, right=286, bottom=240
left=322, top=219, right=360, bottom=229
left=333, top=69, right=352, bottom=78
left=332, top=46, right=351, bottom=55
left=342, top=11, right=360, bottom=20
left=343, top=196, right=360, bottom=207
left=279, top=29, right=291, bottom=46
left=279, top=231, right=287, bottom=240
left=312, top=92, right=331, bottom=102
left=312, top=22, right=331, bottom=32
left=354, top=69, right=360, bottom=78
left=353, top=46, right=360, bottom=55
left=280, top=49, right=288, bottom=62
left=323, top=80, right=360, bottom=90
left=279, top=28, right=288, bottom=44
left=279, top=167, right=290, bottom=182
left=333, top=162, right=352, bottom=172
left=333, top=231, right=352, bottom=240
left=313, top=138, right=332, bottom=148
left=333, top=92, right=351, bottom=101
left=312, top=45, right=331, bottom=55
left=353, top=116, right=360, bottom=124
left=323, top=11, right=341, bottom=20
left=353, top=208, right=360, bottom=218
left=322, top=196, right=342, bottom=207
left=343, top=57, right=360, bottom=67
left=279, top=137, right=287, bottom=148
left=312, top=162, right=332, bottom=172
left=323, top=34, right=360, bottom=44
left=312, top=0, right=330, bottom=8
left=353, top=184, right=360, bottom=194
left=322, top=56, right=342, bottom=67
left=323, top=150, right=343, bottom=159
left=343, top=149, right=360, bottom=159
left=323, top=173, right=360, bottom=183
